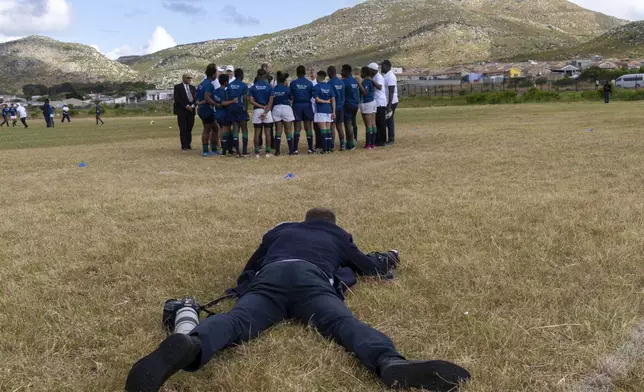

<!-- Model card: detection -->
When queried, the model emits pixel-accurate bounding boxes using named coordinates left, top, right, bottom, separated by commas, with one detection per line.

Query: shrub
left=521, top=88, right=560, bottom=102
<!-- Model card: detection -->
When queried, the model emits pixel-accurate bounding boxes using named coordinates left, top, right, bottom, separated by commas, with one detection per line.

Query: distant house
left=63, top=98, right=85, bottom=107
left=506, top=67, right=522, bottom=78
left=145, top=89, right=173, bottom=101
left=441, top=65, right=472, bottom=78
left=551, top=64, right=580, bottom=77
left=571, top=59, right=593, bottom=70
left=628, top=60, right=643, bottom=70
left=591, top=55, right=603, bottom=62
left=598, top=61, right=619, bottom=70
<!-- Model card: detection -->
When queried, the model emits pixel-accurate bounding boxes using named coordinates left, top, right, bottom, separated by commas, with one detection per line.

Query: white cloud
left=145, top=26, right=177, bottom=54
left=89, top=44, right=100, bottom=52
left=0, top=0, right=73, bottom=36
left=569, top=0, right=644, bottom=21
left=0, top=34, right=22, bottom=43
left=102, top=27, right=176, bottom=60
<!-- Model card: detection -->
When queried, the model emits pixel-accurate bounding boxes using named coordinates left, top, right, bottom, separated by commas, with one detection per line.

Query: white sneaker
left=266, top=153, right=273, bottom=158
left=255, top=154, right=260, bottom=159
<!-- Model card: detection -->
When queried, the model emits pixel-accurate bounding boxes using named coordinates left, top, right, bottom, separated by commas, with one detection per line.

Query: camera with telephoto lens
left=162, top=297, right=201, bottom=335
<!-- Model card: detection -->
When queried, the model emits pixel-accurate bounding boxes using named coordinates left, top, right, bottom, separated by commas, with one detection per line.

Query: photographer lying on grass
left=125, top=208, right=471, bottom=392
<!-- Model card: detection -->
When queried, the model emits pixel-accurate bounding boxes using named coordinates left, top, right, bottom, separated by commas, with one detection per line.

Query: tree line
left=21, top=81, right=155, bottom=100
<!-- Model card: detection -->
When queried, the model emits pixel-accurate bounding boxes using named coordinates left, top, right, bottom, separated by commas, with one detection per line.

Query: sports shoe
left=201, top=152, right=210, bottom=157
left=379, top=359, right=471, bottom=391
left=125, top=334, right=202, bottom=392
left=294, top=150, right=299, bottom=155
left=386, top=140, right=395, bottom=146
left=266, top=153, right=273, bottom=158
left=255, top=154, right=260, bottom=159
left=307, top=150, right=315, bottom=155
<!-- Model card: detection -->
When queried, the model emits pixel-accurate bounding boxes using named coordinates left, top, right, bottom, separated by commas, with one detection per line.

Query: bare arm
left=204, top=92, right=216, bottom=106
left=387, top=86, right=395, bottom=109
left=265, top=96, right=274, bottom=112
left=371, top=77, right=383, bottom=91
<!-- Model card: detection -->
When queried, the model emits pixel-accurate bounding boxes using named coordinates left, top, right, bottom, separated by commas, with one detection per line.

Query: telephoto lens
left=174, top=298, right=200, bottom=334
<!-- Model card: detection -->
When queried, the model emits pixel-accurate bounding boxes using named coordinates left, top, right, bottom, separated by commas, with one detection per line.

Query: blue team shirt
left=344, top=76, right=360, bottom=107
left=196, top=78, right=216, bottom=116
left=95, top=105, right=101, bottom=115
left=9, top=107, right=16, bottom=116
left=2, top=108, right=9, bottom=116
left=213, top=87, right=229, bottom=119
left=329, top=77, right=345, bottom=108
left=272, top=85, right=292, bottom=106
left=361, top=79, right=375, bottom=104
left=250, top=81, right=273, bottom=107
left=289, top=77, right=313, bottom=105
left=313, top=83, right=334, bottom=114
left=227, top=79, right=248, bottom=111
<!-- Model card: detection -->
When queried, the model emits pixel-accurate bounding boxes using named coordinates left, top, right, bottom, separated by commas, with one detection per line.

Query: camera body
left=162, top=297, right=201, bottom=334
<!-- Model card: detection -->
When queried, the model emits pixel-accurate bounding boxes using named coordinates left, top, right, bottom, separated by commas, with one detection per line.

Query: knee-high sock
left=286, top=131, right=294, bottom=154
left=232, top=132, right=239, bottom=154
left=221, top=132, right=229, bottom=155
left=242, top=130, right=249, bottom=155
left=274, top=135, right=282, bottom=154
left=306, top=129, right=313, bottom=151
left=294, top=131, right=300, bottom=152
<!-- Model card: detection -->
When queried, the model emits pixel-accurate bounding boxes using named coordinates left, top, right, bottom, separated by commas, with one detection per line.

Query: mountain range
left=0, top=0, right=634, bottom=93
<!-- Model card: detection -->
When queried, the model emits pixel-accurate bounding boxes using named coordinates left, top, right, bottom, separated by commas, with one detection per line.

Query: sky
left=0, top=0, right=642, bottom=60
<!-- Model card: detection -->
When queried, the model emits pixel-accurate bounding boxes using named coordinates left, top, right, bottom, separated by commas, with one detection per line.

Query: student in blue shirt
left=196, top=63, right=220, bottom=156
left=249, top=69, right=274, bottom=158
left=9, top=104, right=17, bottom=127
left=358, top=66, right=377, bottom=149
left=327, top=66, right=346, bottom=150
left=0, top=105, right=9, bottom=127
left=40, top=100, right=52, bottom=128
left=95, top=103, right=104, bottom=125
left=289, top=65, right=314, bottom=154
left=213, top=74, right=240, bottom=156
left=313, top=70, right=336, bottom=153
left=271, top=71, right=296, bottom=155
left=49, top=105, right=55, bottom=128
left=342, top=64, right=360, bottom=149
left=227, top=69, right=249, bottom=156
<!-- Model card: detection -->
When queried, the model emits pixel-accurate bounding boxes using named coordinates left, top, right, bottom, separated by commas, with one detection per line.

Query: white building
left=145, top=89, right=173, bottom=101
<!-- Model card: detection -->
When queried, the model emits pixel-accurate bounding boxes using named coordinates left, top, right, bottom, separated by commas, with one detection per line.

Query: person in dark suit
left=125, top=207, right=471, bottom=392
left=174, top=74, right=197, bottom=151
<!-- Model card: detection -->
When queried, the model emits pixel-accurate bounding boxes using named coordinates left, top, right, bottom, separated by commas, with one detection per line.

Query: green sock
left=202, top=144, right=209, bottom=154
left=210, top=142, right=218, bottom=152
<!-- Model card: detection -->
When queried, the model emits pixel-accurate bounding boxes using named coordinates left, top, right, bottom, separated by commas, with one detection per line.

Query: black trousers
left=177, top=111, right=195, bottom=149
left=604, top=92, right=610, bottom=104
left=375, top=106, right=387, bottom=146
left=188, top=260, right=402, bottom=373
left=344, top=106, right=358, bottom=144
left=62, top=113, right=71, bottom=122
left=20, top=118, right=28, bottom=128
left=386, top=103, right=398, bottom=143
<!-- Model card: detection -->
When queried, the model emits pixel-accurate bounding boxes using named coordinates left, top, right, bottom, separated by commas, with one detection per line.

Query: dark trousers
left=375, top=106, right=387, bottom=146
left=44, top=115, right=51, bottom=128
left=188, top=261, right=402, bottom=373
left=62, top=113, right=71, bottom=123
left=604, top=92, right=610, bottom=104
left=386, top=103, right=398, bottom=142
left=20, top=118, right=28, bottom=128
left=177, top=111, right=195, bottom=150
left=344, top=106, right=358, bottom=144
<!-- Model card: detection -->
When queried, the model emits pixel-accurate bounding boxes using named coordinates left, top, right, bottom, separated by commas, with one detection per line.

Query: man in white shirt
left=62, top=104, right=71, bottom=123
left=16, top=104, right=28, bottom=128
left=381, top=60, right=399, bottom=145
left=368, top=62, right=387, bottom=146
left=226, top=65, right=236, bottom=84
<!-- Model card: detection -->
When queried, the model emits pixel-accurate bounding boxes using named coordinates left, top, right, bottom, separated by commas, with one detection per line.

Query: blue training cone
left=78, top=162, right=87, bottom=167
left=284, top=173, right=295, bottom=179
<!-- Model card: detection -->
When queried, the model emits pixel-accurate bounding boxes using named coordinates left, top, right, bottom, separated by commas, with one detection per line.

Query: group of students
left=194, top=61, right=399, bottom=158
left=38, top=99, right=104, bottom=128
left=0, top=103, right=28, bottom=128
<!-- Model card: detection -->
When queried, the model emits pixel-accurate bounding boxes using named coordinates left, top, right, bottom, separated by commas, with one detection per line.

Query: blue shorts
left=198, top=107, right=215, bottom=125
left=334, top=109, right=344, bottom=125
left=293, top=103, right=314, bottom=122
left=216, top=114, right=232, bottom=127
left=343, top=105, right=358, bottom=120
left=228, top=107, right=247, bottom=123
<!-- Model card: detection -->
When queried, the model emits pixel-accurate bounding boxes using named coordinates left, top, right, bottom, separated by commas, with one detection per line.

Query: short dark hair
left=341, top=64, right=352, bottom=77
left=327, top=66, right=337, bottom=78
left=234, top=68, right=244, bottom=80
left=256, top=68, right=267, bottom=80
left=381, top=59, right=392, bottom=68
left=296, top=65, right=306, bottom=77
left=317, top=70, right=327, bottom=79
left=205, top=63, right=217, bottom=78
left=305, top=208, right=336, bottom=224
left=276, top=71, right=289, bottom=84
left=218, top=74, right=229, bottom=86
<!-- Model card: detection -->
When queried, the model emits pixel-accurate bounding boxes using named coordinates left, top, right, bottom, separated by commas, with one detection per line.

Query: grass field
left=1, top=103, right=643, bottom=392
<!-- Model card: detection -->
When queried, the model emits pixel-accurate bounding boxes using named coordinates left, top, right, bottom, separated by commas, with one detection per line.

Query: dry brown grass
left=0, top=103, right=643, bottom=392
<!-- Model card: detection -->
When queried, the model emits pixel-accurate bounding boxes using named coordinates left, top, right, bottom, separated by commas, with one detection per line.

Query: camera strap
left=200, top=293, right=237, bottom=316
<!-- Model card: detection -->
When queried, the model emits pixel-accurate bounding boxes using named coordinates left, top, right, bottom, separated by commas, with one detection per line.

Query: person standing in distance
left=41, top=99, right=52, bottom=128
left=271, top=71, right=296, bottom=155
left=313, top=70, right=336, bottom=153
left=368, top=63, right=387, bottom=147
left=228, top=69, right=250, bottom=157
left=16, top=104, right=28, bottom=128
left=342, top=65, right=359, bottom=150
left=603, top=81, right=612, bottom=104
left=381, top=60, right=399, bottom=145
left=290, top=65, right=315, bottom=154
left=249, top=69, right=275, bottom=158
left=328, top=66, right=346, bottom=151
left=357, top=66, right=377, bottom=149
left=173, top=74, right=197, bottom=151
left=61, top=103, right=71, bottom=123
left=95, top=103, right=105, bottom=125
left=196, top=64, right=221, bottom=157
left=9, top=104, right=18, bottom=127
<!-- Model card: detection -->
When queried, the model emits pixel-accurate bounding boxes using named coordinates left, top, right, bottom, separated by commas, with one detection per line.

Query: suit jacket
left=173, top=83, right=196, bottom=115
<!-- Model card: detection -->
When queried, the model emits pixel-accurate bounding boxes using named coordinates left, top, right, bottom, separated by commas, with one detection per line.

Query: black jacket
left=173, top=83, right=196, bottom=115
left=226, top=221, right=393, bottom=299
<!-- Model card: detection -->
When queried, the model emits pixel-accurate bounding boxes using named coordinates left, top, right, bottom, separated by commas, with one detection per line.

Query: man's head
left=182, top=74, right=193, bottom=84
left=341, top=64, right=352, bottom=78
left=218, top=74, right=230, bottom=87
left=316, top=70, right=327, bottom=83
left=261, top=63, right=270, bottom=72
left=367, top=63, right=379, bottom=76
left=296, top=65, right=306, bottom=78
left=256, top=68, right=268, bottom=81
left=234, top=68, right=244, bottom=81
left=381, top=60, right=392, bottom=74
left=305, top=208, right=336, bottom=225
left=205, top=63, right=217, bottom=80
left=276, top=71, right=289, bottom=85
left=226, top=65, right=234, bottom=77
left=327, top=66, right=337, bottom=79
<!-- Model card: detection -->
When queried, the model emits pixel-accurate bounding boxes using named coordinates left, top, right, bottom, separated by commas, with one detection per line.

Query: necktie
left=185, top=84, right=193, bottom=102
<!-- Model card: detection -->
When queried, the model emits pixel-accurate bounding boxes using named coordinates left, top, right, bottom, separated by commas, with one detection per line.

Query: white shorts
left=10, top=116, right=16, bottom=120
left=253, top=108, right=273, bottom=124
left=272, top=105, right=295, bottom=122
left=314, top=113, right=333, bottom=123
left=360, top=101, right=377, bottom=114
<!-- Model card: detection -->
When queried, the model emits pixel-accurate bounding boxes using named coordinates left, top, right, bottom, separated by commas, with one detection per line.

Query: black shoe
left=125, top=334, right=201, bottom=392
left=386, top=141, right=395, bottom=146
left=380, top=359, right=470, bottom=391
